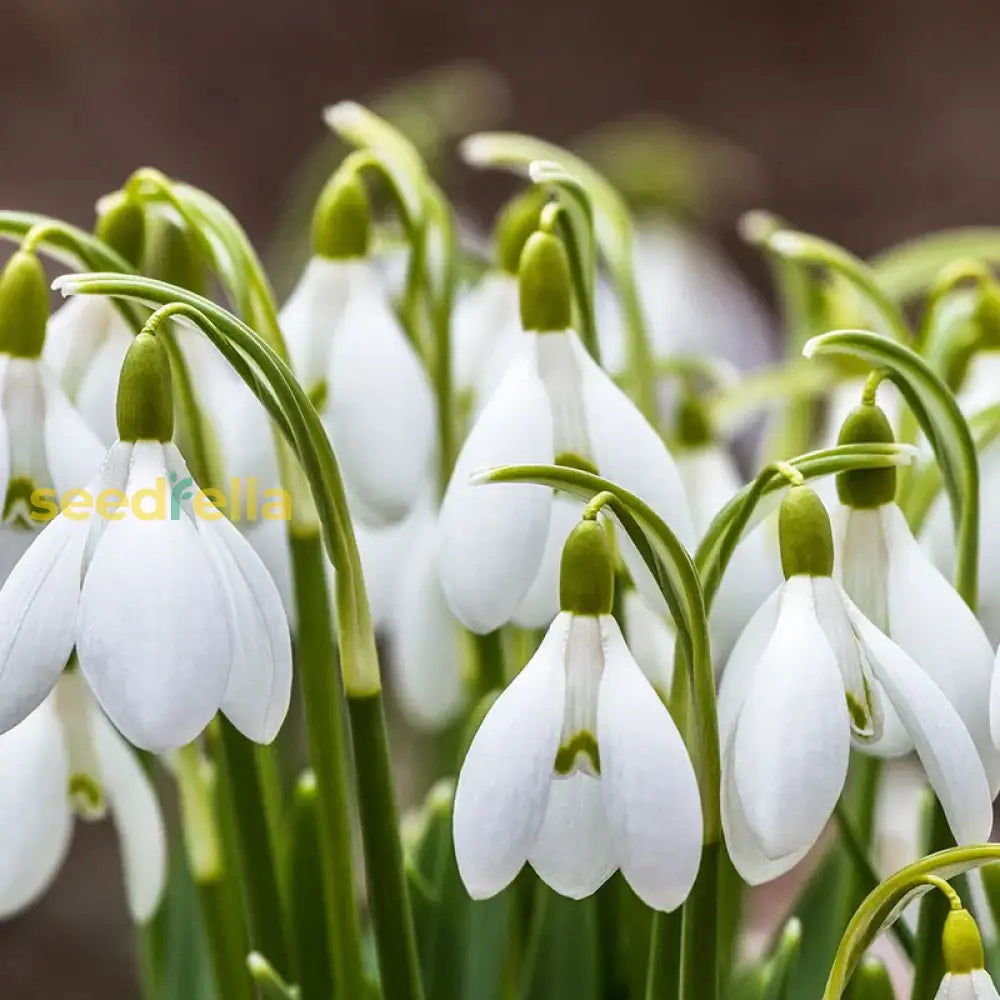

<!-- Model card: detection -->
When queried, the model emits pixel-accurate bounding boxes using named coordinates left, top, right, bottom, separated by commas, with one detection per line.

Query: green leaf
left=823, top=844, right=1000, bottom=998
left=872, top=228, right=1000, bottom=301
left=247, top=953, right=300, bottom=1000
left=759, top=918, right=802, bottom=1000
left=525, top=889, right=601, bottom=1000
left=803, top=329, right=979, bottom=606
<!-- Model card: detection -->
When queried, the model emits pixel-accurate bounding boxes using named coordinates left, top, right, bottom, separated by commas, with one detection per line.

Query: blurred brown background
left=2, top=0, right=999, bottom=994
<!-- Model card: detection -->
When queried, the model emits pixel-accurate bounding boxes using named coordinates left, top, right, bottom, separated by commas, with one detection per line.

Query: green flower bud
left=0, top=251, right=49, bottom=359
left=942, top=908, right=985, bottom=974
left=559, top=518, right=615, bottom=615
left=675, top=394, right=712, bottom=448
left=117, top=332, right=174, bottom=442
left=495, top=188, right=545, bottom=276
left=519, top=231, right=572, bottom=333
left=975, top=281, right=1000, bottom=349
left=848, top=957, right=895, bottom=1000
left=778, top=485, right=834, bottom=579
left=835, top=403, right=896, bottom=509
left=312, top=170, right=371, bottom=260
left=95, top=195, right=146, bottom=268
left=145, top=214, right=206, bottom=294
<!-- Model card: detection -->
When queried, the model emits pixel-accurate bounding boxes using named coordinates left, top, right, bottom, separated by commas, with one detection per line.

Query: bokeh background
left=2, top=0, right=999, bottom=993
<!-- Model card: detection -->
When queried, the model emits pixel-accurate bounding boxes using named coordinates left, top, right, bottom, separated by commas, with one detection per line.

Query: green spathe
left=942, top=908, right=985, bottom=975
left=519, top=230, right=572, bottom=333
left=312, top=171, right=371, bottom=260
left=0, top=250, right=48, bottom=359
left=495, top=187, right=545, bottom=275
left=96, top=195, right=146, bottom=269
left=145, top=213, right=206, bottom=294
left=117, top=332, right=174, bottom=442
left=836, top=403, right=896, bottom=508
left=778, top=485, right=834, bottom=579
left=559, top=518, right=614, bottom=615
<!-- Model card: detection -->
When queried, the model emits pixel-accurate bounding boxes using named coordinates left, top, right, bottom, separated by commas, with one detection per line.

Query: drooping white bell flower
left=453, top=518, right=702, bottom=910
left=833, top=402, right=1000, bottom=792
left=595, top=221, right=773, bottom=379
left=438, top=229, right=693, bottom=634
left=281, top=168, right=435, bottom=527
left=0, top=331, right=292, bottom=751
left=0, top=250, right=106, bottom=581
left=621, top=586, right=676, bottom=701
left=932, top=907, right=1000, bottom=1000
left=719, top=485, right=992, bottom=885
left=386, top=497, right=467, bottom=729
left=672, top=402, right=782, bottom=663
left=923, top=348, right=1000, bottom=645
left=0, top=670, right=166, bottom=922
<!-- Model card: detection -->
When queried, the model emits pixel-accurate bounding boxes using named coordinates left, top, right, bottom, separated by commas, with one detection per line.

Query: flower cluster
left=1, top=98, right=999, bottom=1000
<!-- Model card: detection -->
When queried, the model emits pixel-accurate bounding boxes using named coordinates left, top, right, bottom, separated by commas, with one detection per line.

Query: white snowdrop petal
left=720, top=736, right=811, bottom=885
left=529, top=772, right=617, bottom=899
left=453, top=614, right=569, bottom=898
left=597, top=616, right=702, bottom=911
left=512, top=495, right=583, bottom=629
left=621, top=588, right=676, bottom=699
left=325, top=265, right=435, bottom=526
left=40, top=365, right=106, bottom=499
left=733, top=577, right=851, bottom=859
left=574, top=334, right=694, bottom=613
left=438, top=337, right=553, bottom=634
left=93, top=705, right=167, bottom=922
left=198, top=513, right=293, bottom=745
left=280, top=256, right=354, bottom=393
left=452, top=271, right=521, bottom=399
left=392, top=515, right=466, bottom=729
left=717, top=583, right=782, bottom=749
left=78, top=442, right=231, bottom=751
left=44, top=295, right=114, bottom=396
left=0, top=700, right=72, bottom=917
left=845, top=598, right=994, bottom=845
left=971, top=970, right=1000, bottom=1000
left=0, top=512, right=90, bottom=733
left=835, top=505, right=889, bottom=633
left=869, top=503, right=1000, bottom=793
left=75, top=324, right=132, bottom=446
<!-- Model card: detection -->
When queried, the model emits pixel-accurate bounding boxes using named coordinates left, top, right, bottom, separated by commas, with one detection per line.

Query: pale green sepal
left=559, top=519, right=614, bottom=615
left=519, top=231, right=572, bottom=332
left=0, top=250, right=48, bottom=358
left=942, top=908, right=985, bottom=974
left=495, top=187, right=545, bottom=275
left=144, top=213, right=206, bottom=295
left=96, top=194, right=146, bottom=268
left=312, top=171, right=371, bottom=260
left=778, top=486, right=834, bottom=579
left=117, top=331, right=174, bottom=442
left=835, top=404, right=897, bottom=508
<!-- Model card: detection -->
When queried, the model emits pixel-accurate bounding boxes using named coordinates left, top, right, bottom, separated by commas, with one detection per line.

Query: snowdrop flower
left=281, top=167, right=435, bottom=526
left=452, top=189, right=543, bottom=407
left=924, top=345, right=1000, bottom=645
left=0, top=330, right=292, bottom=751
left=0, top=250, right=106, bottom=579
left=933, top=906, right=1000, bottom=1000
left=674, top=398, right=782, bottom=663
left=438, top=229, right=693, bottom=634
left=833, top=402, right=1000, bottom=791
left=453, top=517, right=702, bottom=909
left=718, top=484, right=992, bottom=885
left=0, top=670, right=165, bottom=921
left=596, top=221, right=773, bottom=377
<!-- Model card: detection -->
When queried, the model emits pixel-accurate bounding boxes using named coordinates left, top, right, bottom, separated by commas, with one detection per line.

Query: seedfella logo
left=28, top=477, right=292, bottom=523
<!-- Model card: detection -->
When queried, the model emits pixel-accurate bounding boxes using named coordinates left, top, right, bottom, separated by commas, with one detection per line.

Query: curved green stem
left=58, top=273, right=421, bottom=999
left=764, top=229, right=911, bottom=344
left=804, top=329, right=979, bottom=606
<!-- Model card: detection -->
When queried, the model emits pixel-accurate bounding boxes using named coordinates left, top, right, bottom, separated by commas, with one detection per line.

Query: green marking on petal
left=69, top=773, right=105, bottom=820
left=554, top=731, right=601, bottom=776
left=3, top=475, right=43, bottom=527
